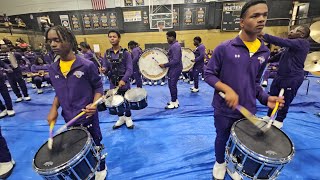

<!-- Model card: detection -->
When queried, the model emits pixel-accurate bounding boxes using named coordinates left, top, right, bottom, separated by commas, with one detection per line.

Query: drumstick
left=218, top=92, right=267, bottom=132
left=55, top=96, right=105, bottom=135
left=266, top=88, right=285, bottom=129
left=48, top=121, right=55, bottom=150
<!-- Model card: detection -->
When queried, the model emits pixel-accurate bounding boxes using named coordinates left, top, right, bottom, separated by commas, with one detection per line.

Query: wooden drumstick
left=266, top=88, right=285, bottom=129
left=48, top=121, right=55, bottom=150
left=219, top=92, right=267, bottom=132
left=55, top=96, right=105, bottom=135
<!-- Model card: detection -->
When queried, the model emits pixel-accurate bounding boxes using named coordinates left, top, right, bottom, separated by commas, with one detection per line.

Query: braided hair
left=45, top=25, right=78, bottom=54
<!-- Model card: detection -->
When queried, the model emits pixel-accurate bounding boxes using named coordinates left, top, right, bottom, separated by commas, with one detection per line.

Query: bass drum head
left=33, top=128, right=90, bottom=172
left=182, top=47, right=195, bottom=72
left=124, top=88, right=147, bottom=102
left=105, top=95, right=124, bottom=107
left=232, top=120, right=294, bottom=162
left=139, top=48, right=168, bottom=80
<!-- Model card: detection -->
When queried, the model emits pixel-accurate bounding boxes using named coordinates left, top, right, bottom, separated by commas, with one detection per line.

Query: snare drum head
left=233, top=120, right=293, bottom=159
left=124, top=88, right=147, bottom=102
left=34, top=128, right=89, bottom=170
left=139, top=48, right=169, bottom=80
left=182, top=48, right=195, bottom=72
left=105, top=95, right=124, bottom=107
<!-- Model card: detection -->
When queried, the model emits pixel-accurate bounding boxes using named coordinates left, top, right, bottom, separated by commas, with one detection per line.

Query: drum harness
left=104, top=48, right=127, bottom=85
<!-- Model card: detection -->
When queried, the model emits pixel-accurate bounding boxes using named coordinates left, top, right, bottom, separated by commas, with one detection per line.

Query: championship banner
left=123, top=11, right=142, bottom=22
left=59, top=15, right=71, bottom=29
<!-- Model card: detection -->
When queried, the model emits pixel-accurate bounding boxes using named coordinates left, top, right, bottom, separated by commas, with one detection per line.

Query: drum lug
left=236, top=163, right=243, bottom=171
left=226, top=155, right=237, bottom=174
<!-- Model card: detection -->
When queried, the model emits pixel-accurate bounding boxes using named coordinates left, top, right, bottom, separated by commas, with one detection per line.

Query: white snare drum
left=182, top=47, right=195, bottom=72
left=139, top=48, right=169, bottom=80
left=124, top=88, right=148, bottom=110
left=105, top=95, right=127, bottom=115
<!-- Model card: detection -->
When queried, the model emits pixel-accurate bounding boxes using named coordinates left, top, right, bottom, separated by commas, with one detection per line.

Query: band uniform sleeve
left=263, top=34, right=305, bottom=51
left=121, top=51, right=133, bottom=82
left=132, top=49, right=140, bottom=66
left=204, top=45, right=224, bottom=87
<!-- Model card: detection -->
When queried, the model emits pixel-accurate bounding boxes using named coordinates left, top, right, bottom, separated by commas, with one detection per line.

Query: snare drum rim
left=230, top=119, right=295, bottom=164
left=32, top=127, right=94, bottom=175
left=124, top=88, right=147, bottom=102
left=181, top=47, right=195, bottom=72
left=139, top=48, right=169, bottom=81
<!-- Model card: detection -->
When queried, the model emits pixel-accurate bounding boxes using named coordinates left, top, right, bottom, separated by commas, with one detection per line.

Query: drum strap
left=105, top=48, right=128, bottom=85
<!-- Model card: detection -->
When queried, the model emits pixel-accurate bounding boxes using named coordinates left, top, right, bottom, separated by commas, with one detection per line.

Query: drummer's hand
left=267, top=96, right=285, bottom=109
left=47, top=109, right=58, bottom=125
left=224, top=89, right=239, bottom=110
left=159, top=64, right=165, bottom=68
left=118, top=80, right=126, bottom=87
left=99, top=67, right=106, bottom=73
left=82, top=103, right=97, bottom=118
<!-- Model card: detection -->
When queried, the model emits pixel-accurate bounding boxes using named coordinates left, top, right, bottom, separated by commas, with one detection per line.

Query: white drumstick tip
left=48, top=138, right=53, bottom=150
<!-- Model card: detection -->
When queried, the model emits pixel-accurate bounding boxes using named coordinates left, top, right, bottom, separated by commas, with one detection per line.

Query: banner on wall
left=123, top=11, right=142, bottom=22
left=59, top=15, right=71, bottom=29
left=143, top=11, right=148, bottom=24
left=196, top=7, right=205, bottom=25
left=71, top=15, right=80, bottom=30
left=184, top=8, right=193, bottom=25
left=100, top=13, right=108, bottom=28
left=124, top=0, right=133, bottom=6
left=136, top=0, right=144, bottom=6
left=109, top=12, right=117, bottom=27
left=92, top=13, right=101, bottom=28
left=82, top=14, right=92, bottom=29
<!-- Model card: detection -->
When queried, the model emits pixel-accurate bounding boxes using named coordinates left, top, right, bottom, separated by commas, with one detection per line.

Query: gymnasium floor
left=1, top=76, right=319, bottom=180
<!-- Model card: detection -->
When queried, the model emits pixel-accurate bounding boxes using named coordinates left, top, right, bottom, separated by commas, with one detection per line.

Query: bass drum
left=182, top=47, right=195, bottom=72
left=139, top=48, right=169, bottom=81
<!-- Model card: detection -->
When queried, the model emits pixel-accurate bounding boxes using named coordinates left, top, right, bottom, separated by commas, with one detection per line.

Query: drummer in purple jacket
left=159, top=31, right=183, bottom=109
left=190, top=36, right=206, bottom=93
left=80, top=42, right=101, bottom=70
left=100, top=30, right=134, bottom=129
left=128, top=41, right=143, bottom=88
left=46, top=25, right=106, bottom=179
left=261, top=25, right=310, bottom=129
left=31, top=57, right=51, bottom=94
left=204, top=1, right=284, bottom=179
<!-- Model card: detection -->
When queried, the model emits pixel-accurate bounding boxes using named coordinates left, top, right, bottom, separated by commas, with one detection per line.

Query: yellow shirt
left=243, top=39, right=261, bottom=57
left=59, top=59, right=76, bottom=77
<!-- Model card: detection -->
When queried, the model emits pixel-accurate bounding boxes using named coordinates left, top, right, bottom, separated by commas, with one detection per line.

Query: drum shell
left=124, top=88, right=148, bottom=110
left=32, top=128, right=100, bottom=179
left=107, top=103, right=126, bottom=115
left=127, top=97, right=148, bottom=110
